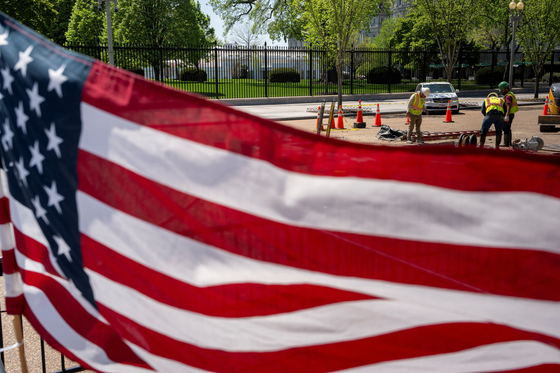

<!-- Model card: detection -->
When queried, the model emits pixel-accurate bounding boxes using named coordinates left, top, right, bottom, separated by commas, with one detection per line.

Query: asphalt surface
left=221, top=87, right=549, bottom=121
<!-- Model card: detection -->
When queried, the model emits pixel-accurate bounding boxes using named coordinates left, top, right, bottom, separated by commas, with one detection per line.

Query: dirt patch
left=278, top=106, right=560, bottom=154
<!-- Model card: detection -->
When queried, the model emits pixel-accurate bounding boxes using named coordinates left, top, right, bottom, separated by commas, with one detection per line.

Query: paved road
left=230, top=94, right=547, bottom=121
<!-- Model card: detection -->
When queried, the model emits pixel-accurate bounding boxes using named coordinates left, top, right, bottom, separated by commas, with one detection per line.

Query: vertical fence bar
left=350, top=46, right=354, bottom=95
left=41, top=339, right=46, bottom=373
left=388, top=47, right=392, bottom=94
left=521, top=60, right=525, bottom=88
left=264, top=42, right=268, bottom=98
left=214, top=42, right=219, bottom=99
left=490, top=50, right=496, bottom=88
left=549, top=51, right=555, bottom=87
left=458, top=48, right=462, bottom=90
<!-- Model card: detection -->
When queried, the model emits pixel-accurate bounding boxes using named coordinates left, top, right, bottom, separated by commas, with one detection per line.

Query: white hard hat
left=421, top=87, right=431, bottom=97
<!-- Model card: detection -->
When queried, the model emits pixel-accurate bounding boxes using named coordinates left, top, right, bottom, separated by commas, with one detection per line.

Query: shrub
left=474, top=66, right=505, bottom=85
left=230, top=62, right=249, bottom=79
left=128, top=68, right=145, bottom=77
left=179, top=67, right=207, bottom=82
left=269, top=67, right=300, bottom=83
left=365, top=66, right=401, bottom=84
left=542, top=72, right=560, bottom=83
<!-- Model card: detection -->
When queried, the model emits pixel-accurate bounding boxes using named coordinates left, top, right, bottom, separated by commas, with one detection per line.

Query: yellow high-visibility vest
left=506, top=92, right=518, bottom=114
left=410, top=92, right=425, bottom=115
left=484, top=97, right=505, bottom=114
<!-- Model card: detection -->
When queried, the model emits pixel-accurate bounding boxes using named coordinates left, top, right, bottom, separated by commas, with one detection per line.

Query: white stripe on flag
left=340, top=341, right=560, bottom=373
left=22, top=282, right=152, bottom=373
left=87, top=270, right=483, bottom=352
left=126, top=343, right=211, bottom=373
left=80, top=103, right=560, bottom=253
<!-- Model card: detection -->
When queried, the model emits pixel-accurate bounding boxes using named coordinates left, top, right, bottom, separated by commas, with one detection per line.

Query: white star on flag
left=1, top=67, right=14, bottom=95
left=14, top=156, right=30, bottom=187
left=31, top=195, right=49, bottom=224
left=48, top=64, right=68, bottom=98
left=15, top=101, right=29, bottom=134
left=43, top=180, right=64, bottom=214
left=0, top=30, right=8, bottom=46
left=14, top=45, right=33, bottom=77
left=45, top=122, right=63, bottom=158
left=0, top=91, right=3, bottom=101
left=1, top=118, right=14, bottom=150
left=29, top=140, right=45, bottom=174
left=26, top=82, right=45, bottom=117
left=53, top=235, right=72, bottom=262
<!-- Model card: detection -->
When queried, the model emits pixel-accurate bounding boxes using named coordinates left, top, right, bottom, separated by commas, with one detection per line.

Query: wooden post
left=12, top=316, right=28, bottom=373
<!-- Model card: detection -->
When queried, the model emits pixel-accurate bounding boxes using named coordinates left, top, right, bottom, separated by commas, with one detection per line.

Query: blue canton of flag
left=0, top=15, right=95, bottom=305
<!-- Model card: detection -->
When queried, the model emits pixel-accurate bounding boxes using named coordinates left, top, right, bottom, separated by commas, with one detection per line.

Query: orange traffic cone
left=315, top=106, right=322, bottom=132
left=374, top=103, right=382, bottom=127
left=336, top=109, right=344, bottom=129
left=543, top=96, right=549, bottom=116
left=354, top=100, right=366, bottom=127
left=405, top=115, right=410, bottom=126
left=443, top=100, right=454, bottom=123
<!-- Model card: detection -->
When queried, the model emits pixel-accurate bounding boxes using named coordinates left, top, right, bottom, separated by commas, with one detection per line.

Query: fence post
left=264, top=42, right=268, bottom=98
left=521, top=59, right=525, bottom=88
left=309, top=47, right=313, bottom=96
left=549, top=51, right=555, bottom=87
left=158, top=45, right=163, bottom=82
left=350, top=46, right=354, bottom=95
left=214, top=41, right=219, bottom=99
left=422, top=51, right=427, bottom=82
left=490, top=50, right=496, bottom=89
left=458, top=47, right=462, bottom=90
left=388, top=47, right=392, bottom=94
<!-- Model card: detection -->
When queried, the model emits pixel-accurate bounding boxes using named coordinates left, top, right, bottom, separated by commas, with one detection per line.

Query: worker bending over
left=480, top=93, right=507, bottom=149
left=406, top=88, right=430, bottom=144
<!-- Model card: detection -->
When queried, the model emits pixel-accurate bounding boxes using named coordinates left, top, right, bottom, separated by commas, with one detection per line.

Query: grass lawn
left=160, top=78, right=502, bottom=99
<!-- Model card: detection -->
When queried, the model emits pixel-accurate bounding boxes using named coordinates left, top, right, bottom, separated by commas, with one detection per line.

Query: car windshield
left=426, top=83, right=454, bottom=93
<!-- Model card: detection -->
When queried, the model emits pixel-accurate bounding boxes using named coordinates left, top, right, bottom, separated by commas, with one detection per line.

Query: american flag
left=1, top=11, right=560, bottom=373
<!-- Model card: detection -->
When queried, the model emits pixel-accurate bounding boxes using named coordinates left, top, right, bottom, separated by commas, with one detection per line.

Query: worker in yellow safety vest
left=498, top=81, right=518, bottom=147
left=406, top=88, right=430, bottom=144
left=480, top=93, right=507, bottom=149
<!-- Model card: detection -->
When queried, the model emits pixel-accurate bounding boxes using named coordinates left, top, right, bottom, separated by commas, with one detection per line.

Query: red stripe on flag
left=82, top=234, right=378, bottom=317
left=13, top=228, right=61, bottom=279
left=1, top=247, right=17, bottom=275
left=82, top=62, right=560, bottom=197
left=20, top=268, right=152, bottom=369
left=0, top=196, right=10, bottom=224
left=98, top=304, right=560, bottom=373
left=78, top=150, right=560, bottom=301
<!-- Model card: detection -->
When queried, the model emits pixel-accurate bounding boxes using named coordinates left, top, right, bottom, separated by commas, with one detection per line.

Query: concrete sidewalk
left=218, top=87, right=548, bottom=121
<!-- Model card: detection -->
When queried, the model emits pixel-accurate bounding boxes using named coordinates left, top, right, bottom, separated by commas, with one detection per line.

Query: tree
left=414, top=0, right=484, bottom=82
left=227, top=20, right=264, bottom=47
left=65, top=0, right=105, bottom=45
left=112, top=0, right=216, bottom=80
left=370, top=16, right=397, bottom=49
left=49, top=0, right=76, bottom=45
left=1, top=0, right=57, bottom=36
left=299, top=0, right=390, bottom=108
left=517, top=0, right=560, bottom=97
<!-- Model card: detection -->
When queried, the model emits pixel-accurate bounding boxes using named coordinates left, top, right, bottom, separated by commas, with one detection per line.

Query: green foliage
left=366, top=66, right=401, bottom=84
left=542, top=72, right=560, bottom=83
left=230, top=61, right=249, bottom=79
left=65, top=0, right=105, bottom=45
left=517, top=0, right=560, bottom=96
left=474, top=66, right=505, bottom=85
left=414, top=0, right=485, bottom=82
left=1, top=0, right=57, bottom=36
left=49, top=0, right=76, bottom=45
left=269, top=67, right=300, bottom=83
left=180, top=67, right=208, bottom=82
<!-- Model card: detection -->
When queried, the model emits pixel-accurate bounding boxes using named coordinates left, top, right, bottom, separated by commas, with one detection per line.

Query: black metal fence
left=0, top=264, right=85, bottom=373
left=65, top=43, right=560, bottom=99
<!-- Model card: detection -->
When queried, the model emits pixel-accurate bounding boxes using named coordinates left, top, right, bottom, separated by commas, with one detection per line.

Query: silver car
left=415, top=82, right=460, bottom=114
